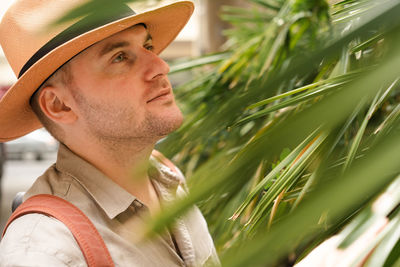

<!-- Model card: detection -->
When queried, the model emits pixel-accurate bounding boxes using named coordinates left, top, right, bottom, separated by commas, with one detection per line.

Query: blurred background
left=1, top=0, right=400, bottom=266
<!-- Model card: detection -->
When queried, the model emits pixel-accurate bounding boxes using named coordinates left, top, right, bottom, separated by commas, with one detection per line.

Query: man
left=0, top=0, right=219, bottom=266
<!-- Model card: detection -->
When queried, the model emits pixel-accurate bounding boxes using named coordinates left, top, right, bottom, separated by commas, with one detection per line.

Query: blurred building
left=0, top=56, right=16, bottom=86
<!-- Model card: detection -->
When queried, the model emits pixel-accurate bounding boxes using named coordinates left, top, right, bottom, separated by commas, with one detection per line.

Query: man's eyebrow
left=98, top=32, right=152, bottom=58
left=145, top=33, right=152, bottom=43
left=98, top=41, right=130, bottom=57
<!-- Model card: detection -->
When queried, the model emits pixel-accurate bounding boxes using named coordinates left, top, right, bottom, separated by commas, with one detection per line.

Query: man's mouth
left=146, top=88, right=172, bottom=103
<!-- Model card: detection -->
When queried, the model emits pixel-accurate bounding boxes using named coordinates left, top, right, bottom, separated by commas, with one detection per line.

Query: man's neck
left=66, top=137, right=161, bottom=213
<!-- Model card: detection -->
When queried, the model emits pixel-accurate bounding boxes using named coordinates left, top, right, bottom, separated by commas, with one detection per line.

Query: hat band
left=18, top=4, right=136, bottom=78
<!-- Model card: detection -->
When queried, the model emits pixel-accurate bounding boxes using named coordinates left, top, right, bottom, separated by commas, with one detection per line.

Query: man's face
left=66, top=24, right=183, bottom=143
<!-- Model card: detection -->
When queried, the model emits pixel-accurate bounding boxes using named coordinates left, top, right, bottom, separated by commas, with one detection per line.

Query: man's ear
left=38, top=85, right=77, bottom=124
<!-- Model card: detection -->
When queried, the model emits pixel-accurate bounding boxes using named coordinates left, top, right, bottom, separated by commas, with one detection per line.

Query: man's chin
left=161, top=111, right=184, bottom=135
left=148, top=107, right=183, bottom=137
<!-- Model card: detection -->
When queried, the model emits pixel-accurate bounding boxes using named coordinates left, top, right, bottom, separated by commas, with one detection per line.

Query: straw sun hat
left=0, top=0, right=194, bottom=142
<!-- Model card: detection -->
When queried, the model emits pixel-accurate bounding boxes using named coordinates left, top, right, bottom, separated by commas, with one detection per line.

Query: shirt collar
left=56, top=144, right=135, bottom=219
left=55, top=144, right=183, bottom=219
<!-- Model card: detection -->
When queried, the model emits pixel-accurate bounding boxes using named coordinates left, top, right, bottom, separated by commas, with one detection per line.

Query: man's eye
left=144, top=45, right=154, bottom=51
left=112, top=52, right=127, bottom=63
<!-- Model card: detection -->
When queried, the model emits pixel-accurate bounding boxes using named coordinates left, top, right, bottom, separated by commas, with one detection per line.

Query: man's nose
left=143, top=50, right=170, bottom=81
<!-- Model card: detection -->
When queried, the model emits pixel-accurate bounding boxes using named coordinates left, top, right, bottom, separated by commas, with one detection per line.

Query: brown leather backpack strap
left=152, top=150, right=178, bottom=174
left=2, top=194, right=114, bottom=267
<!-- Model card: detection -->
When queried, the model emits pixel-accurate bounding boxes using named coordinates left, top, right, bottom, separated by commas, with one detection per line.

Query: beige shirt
left=0, top=144, right=219, bottom=267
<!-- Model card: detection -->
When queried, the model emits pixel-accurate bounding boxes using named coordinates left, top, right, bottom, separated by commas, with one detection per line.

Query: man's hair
left=30, top=62, right=73, bottom=142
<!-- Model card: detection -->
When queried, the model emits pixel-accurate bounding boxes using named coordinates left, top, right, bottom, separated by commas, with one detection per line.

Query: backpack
left=2, top=194, right=115, bottom=267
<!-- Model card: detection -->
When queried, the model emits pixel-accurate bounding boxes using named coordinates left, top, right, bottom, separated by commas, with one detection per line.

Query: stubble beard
left=71, top=87, right=183, bottom=151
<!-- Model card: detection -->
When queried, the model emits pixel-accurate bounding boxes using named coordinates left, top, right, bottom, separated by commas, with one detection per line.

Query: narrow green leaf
left=342, top=96, right=374, bottom=172
left=343, top=78, right=399, bottom=171
left=350, top=33, right=385, bottom=53
left=291, top=171, right=316, bottom=211
left=235, top=83, right=345, bottom=126
left=169, top=52, right=230, bottom=74
left=246, top=72, right=358, bottom=109
left=250, top=0, right=282, bottom=11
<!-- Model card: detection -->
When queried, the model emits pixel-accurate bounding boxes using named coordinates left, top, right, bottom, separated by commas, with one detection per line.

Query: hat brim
left=0, top=1, right=194, bottom=142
